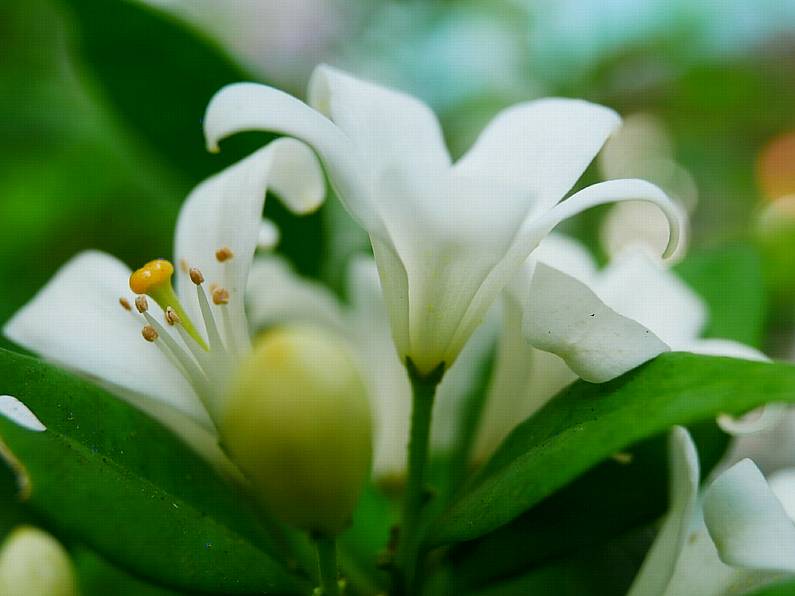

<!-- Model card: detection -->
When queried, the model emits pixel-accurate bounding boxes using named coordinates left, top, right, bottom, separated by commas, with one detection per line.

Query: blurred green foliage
left=1, top=0, right=795, bottom=593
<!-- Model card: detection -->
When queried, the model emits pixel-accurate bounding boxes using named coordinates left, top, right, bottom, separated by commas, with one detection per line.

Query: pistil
left=129, top=259, right=208, bottom=350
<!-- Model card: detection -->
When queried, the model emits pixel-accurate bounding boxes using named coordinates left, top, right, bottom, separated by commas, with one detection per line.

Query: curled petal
left=529, top=179, right=684, bottom=260
left=447, top=180, right=683, bottom=360
left=204, top=81, right=382, bottom=235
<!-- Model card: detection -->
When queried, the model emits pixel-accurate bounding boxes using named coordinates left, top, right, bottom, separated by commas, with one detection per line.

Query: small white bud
left=0, top=526, right=77, bottom=596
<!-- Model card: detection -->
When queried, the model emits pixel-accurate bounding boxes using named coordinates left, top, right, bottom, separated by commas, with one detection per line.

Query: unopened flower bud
left=221, top=326, right=371, bottom=535
left=0, top=526, right=77, bottom=596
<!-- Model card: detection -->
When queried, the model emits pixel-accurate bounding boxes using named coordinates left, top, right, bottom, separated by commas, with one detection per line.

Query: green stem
left=396, top=360, right=444, bottom=592
left=315, top=534, right=339, bottom=596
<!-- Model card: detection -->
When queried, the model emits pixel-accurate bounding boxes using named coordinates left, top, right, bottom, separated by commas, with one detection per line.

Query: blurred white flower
left=4, top=138, right=325, bottom=474
left=142, top=0, right=350, bottom=92
left=628, top=427, right=795, bottom=596
left=204, top=65, right=682, bottom=376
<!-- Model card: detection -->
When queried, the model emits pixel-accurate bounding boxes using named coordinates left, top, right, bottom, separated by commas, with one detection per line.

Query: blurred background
left=1, top=0, right=795, bottom=352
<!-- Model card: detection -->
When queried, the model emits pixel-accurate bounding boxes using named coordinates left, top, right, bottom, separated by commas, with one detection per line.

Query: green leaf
left=675, top=244, right=766, bottom=347
left=428, top=353, right=795, bottom=546
left=464, top=526, right=653, bottom=596
left=0, top=348, right=308, bottom=594
left=58, top=0, right=325, bottom=276
left=71, top=547, right=185, bottom=596
left=748, top=579, right=795, bottom=596
left=444, top=422, right=726, bottom=591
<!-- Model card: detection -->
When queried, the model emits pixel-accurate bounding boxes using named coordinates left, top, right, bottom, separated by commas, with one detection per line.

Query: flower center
left=121, top=250, right=241, bottom=426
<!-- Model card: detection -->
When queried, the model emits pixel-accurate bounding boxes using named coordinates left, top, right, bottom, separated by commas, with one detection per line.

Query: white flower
left=473, top=235, right=765, bottom=462
left=244, top=254, right=496, bottom=483
left=628, top=427, right=795, bottom=596
left=203, top=64, right=683, bottom=375
left=3, top=139, right=325, bottom=472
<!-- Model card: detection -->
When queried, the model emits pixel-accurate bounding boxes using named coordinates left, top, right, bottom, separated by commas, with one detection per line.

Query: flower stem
left=314, top=534, right=339, bottom=596
left=396, top=359, right=444, bottom=592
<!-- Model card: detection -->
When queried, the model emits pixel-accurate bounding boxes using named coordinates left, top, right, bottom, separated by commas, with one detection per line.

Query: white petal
left=370, top=167, right=528, bottom=374
left=530, top=233, right=598, bottom=283
left=704, top=459, right=795, bottom=573
left=472, top=297, right=575, bottom=464
left=628, top=427, right=700, bottom=596
left=454, top=98, right=621, bottom=211
left=308, top=64, right=451, bottom=173
left=370, top=236, right=411, bottom=367
left=246, top=256, right=346, bottom=333
left=595, top=250, right=707, bottom=348
left=345, top=256, right=412, bottom=483
left=601, top=200, right=689, bottom=263
left=521, top=262, right=670, bottom=382
left=0, top=396, right=46, bottom=432
left=770, top=468, right=795, bottom=522
left=174, top=139, right=324, bottom=351
left=527, top=179, right=683, bottom=260
left=257, top=218, right=280, bottom=251
left=204, top=81, right=382, bottom=234
left=3, top=251, right=210, bottom=428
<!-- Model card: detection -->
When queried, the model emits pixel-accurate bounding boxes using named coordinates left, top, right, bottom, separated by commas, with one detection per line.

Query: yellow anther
left=189, top=268, right=205, bottom=285
left=165, top=306, right=180, bottom=326
left=119, top=297, right=131, bottom=311
left=215, top=247, right=234, bottom=262
left=135, top=295, right=149, bottom=313
left=212, top=288, right=230, bottom=305
left=142, top=325, right=158, bottom=342
left=129, top=259, right=174, bottom=295
left=179, top=259, right=189, bottom=274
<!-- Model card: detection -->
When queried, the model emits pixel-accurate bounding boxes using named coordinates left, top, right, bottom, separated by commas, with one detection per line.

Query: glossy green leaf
left=58, top=0, right=325, bottom=276
left=441, top=243, right=759, bottom=587
left=428, top=353, right=795, bottom=546
left=0, top=348, right=309, bottom=594
left=675, top=243, right=766, bottom=348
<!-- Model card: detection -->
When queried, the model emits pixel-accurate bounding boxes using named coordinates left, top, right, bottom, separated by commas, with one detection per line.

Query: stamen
left=209, top=283, right=219, bottom=293
left=189, top=268, right=204, bottom=285
left=129, top=259, right=208, bottom=351
left=119, top=297, right=132, bottom=311
left=165, top=306, right=180, bottom=326
left=212, top=288, right=230, bottom=305
left=135, top=295, right=149, bottom=313
left=195, top=283, right=226, bottom=353
left=142, top=325, right=158, bottom=342
left=179, top=259, right=189, bottom=274
left=141, top=312, right=218, bottom=423
left=215, top=246, right=234, bottom=262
